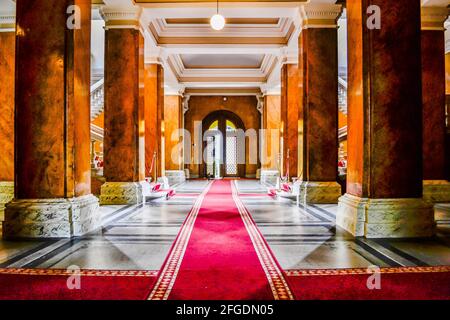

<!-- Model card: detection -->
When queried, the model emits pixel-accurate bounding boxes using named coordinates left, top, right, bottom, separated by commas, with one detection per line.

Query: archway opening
left=201, top=110, right=246, bottom=178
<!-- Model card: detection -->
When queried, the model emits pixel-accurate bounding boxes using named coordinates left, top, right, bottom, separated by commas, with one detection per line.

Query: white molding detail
left=165, top=83, right=185, bottom=96
left=279, top=47, right=298, bottom=65
left=299, top=3, right=343, bottom=29
left=183, top=94, right=191, bottom=114
left=100, top=7, right=143, bottom=31
left=0, top=14, right=15, bottom=32
left=150, top=17, right=293, bottom=38
left=166, top=53, right=278, bottom=83
left=256, top=94, right=264, bottom=114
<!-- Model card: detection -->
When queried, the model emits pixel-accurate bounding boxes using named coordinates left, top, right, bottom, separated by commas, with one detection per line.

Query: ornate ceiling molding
left=166, top=53, right=278, bottom=84
left=147, top=16, right=295, bottom=46
left=421, top=7, right=449, bottom=31
left=299, top=3, right=343, bottom=29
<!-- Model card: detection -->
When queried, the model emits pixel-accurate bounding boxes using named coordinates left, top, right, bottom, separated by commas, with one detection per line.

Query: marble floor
left=1, top=179, right=449, bottom=271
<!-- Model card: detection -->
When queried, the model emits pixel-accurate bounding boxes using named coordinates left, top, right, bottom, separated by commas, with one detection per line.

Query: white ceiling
left=1, top=0, right=449, bottom=94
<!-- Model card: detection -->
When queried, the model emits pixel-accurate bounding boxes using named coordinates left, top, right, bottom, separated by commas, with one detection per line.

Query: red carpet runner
left=0, top=269, right=157, bottom=300
left=148, top=180, right=294, bottom=300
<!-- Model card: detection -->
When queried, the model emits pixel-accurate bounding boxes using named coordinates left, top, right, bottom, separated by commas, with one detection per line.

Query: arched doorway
left=201, top=110, right=246, bottom=178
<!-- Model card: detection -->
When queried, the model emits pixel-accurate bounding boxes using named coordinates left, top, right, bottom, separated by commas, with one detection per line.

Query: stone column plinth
left=421, top=7, right=450, bottom=203
left=296, top=4, right=343, bottom=203
left=337, top=0, right=434, bottom=238
left=99, top=8, right=146, bottom=205
left=4, top=0, right=99, bottom=239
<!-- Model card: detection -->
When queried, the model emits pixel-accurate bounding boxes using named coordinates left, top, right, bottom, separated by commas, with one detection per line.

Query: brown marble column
left=280, top=63, right=299, bottom=179
left=4, top=0, right=99, bottom=239
left=421, top=7, right=450, bottom=202
left=99, top=8, right=146, bottom=205
left=337, top=0, right=434, bottom=238
left=293, top=4, right=342, bottom=203
left=144, top=63, right=165, bottom=182
left=0, top=20, right=15, bottom=235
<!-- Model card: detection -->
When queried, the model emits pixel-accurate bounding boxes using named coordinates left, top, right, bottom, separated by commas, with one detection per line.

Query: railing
left=90, top=78, right=104, bottom=121
left=90, top=78, right=104, bottom=142
left=338, top=76, right=347, bottom=115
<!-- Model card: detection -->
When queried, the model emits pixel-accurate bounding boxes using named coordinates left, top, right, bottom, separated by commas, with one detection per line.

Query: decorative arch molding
left=201, top=110, right=246, bottom=178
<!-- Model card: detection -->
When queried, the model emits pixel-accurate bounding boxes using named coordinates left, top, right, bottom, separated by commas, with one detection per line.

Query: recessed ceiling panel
left=181, top=54, right=264, bottom=69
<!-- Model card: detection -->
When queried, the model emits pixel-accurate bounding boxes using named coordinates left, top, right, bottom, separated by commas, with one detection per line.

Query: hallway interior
left=1, top=180, right=449, bottom=272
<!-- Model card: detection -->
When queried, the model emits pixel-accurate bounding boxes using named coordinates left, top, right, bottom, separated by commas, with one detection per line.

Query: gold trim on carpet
left=0, top=268, right=158, bottom=277
left=285, top=266, right=450, bottom=277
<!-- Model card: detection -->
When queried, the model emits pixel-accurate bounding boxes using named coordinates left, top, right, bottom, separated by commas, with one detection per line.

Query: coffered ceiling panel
left=181, top=54, right=265, bottom=69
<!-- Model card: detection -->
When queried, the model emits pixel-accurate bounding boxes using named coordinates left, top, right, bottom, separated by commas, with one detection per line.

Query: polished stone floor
left=1, top=179, right=449, bottom=271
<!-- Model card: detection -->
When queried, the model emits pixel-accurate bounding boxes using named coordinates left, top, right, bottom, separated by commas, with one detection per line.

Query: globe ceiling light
left=210, top=0, right=225, bottom=31
left=210, top=14, right=225, bottom=31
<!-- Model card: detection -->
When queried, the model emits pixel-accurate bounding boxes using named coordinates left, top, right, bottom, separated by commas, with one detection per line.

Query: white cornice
left=0, top=14, right=15, bottom=32
left=421, top=7, right=449, bottom=31
left=164, top=83, right=185, bottom=96
left=299, top=3, right=343, bottom=29
left=279, top=47, right=298, bottom=65
left=100, top=7, right=143, bottom=31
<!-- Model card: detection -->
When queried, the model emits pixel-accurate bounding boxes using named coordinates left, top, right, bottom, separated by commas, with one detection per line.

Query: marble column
left=295, top=4, right=342, bottom=203
left=421, top=7, right=450, bottom=202
left=4, top=0, right=99, bottom=239
left=99, top=8, right=146, bottom=205
left=0, top=16, right=15, bottom=235
left=144, top=63, right=165, bottom=182
left=280, top=63, right=299, bottom=179
left=337, top=0, right=435, bottom=238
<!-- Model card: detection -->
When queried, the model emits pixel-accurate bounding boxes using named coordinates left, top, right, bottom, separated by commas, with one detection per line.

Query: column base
left=435, top=204, right=450, bottom=223
left=337, top=193, right=435, bottom=238
left=99, top=182, right=144, bottom=205
left=0, top=181, right=14, bottom=235
left=164, top=170, right=186, bottom=186
left=3, top=194, right=100, bottom=239
left=423, top=180, right=450, bottom=203
left=296, top=181, right=342, bottom=204
left=260, top=170, right=279, bottom=186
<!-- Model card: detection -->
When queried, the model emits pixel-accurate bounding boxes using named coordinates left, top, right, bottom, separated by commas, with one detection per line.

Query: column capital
left=165, top=83, right=185, bottom=96
left=299, top=3, right=343, bottom=29
left=421, top=7, right=449, bottom=31
left=279, top=47, right=298, bottom=65
left=0, top=14, right=15, bottom=32
left=145, top=47, right=167, bottom=65
left=100, top=7, right=142, bottom=31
